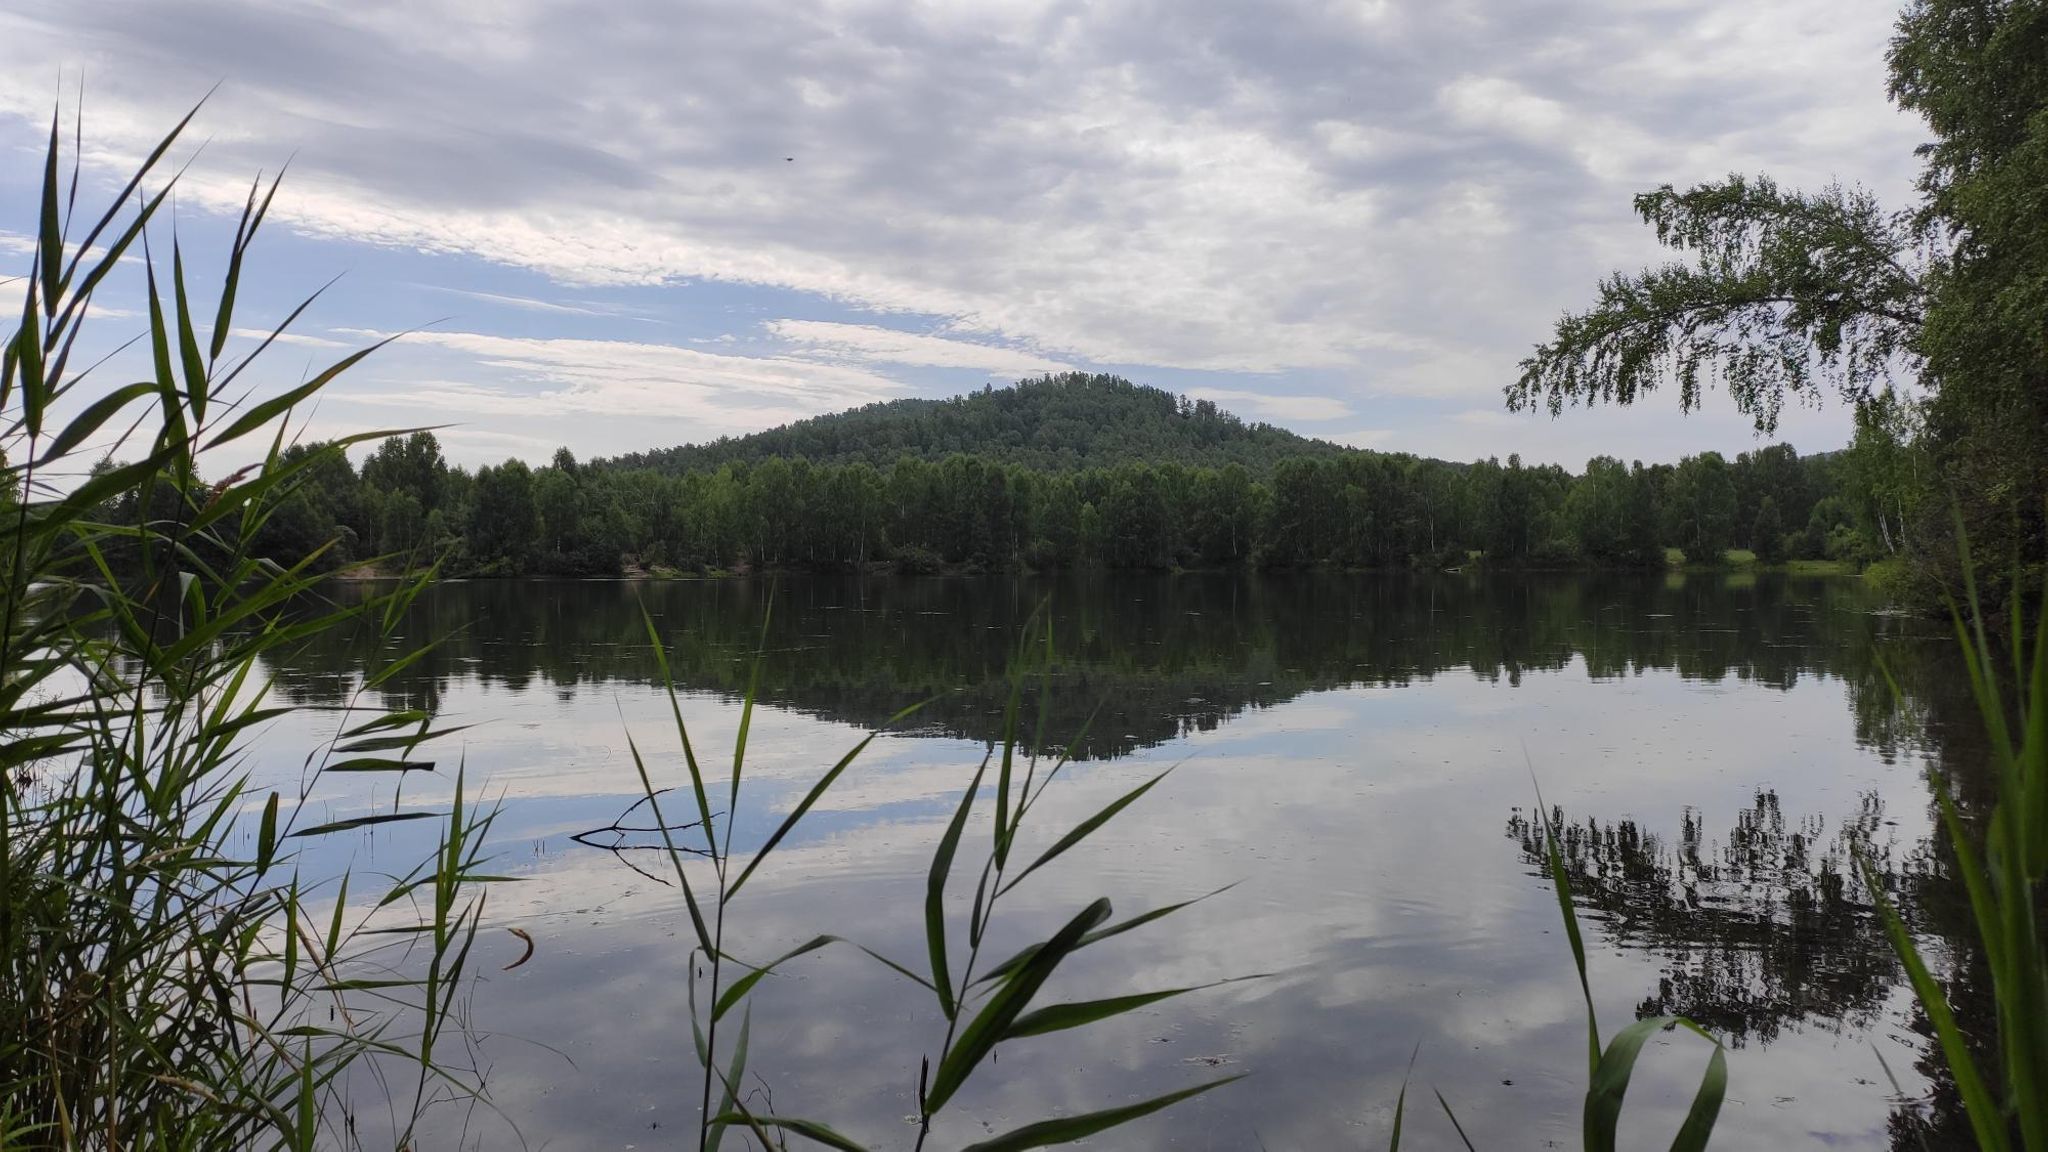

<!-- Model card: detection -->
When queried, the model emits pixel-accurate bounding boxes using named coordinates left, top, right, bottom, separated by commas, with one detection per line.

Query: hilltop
left=601, top=373, right=1353, bottom=474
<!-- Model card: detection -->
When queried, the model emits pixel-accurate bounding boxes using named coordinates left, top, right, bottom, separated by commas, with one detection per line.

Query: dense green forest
left=604, top=373, right=1347, bottom=473
left=223, top=375, right=1903, bottom=577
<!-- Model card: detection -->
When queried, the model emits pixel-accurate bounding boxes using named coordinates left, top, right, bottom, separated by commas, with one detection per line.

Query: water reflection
left=274, top=571, right=1926, bottom=761
left=258, top=572, right=1977, bottom=1149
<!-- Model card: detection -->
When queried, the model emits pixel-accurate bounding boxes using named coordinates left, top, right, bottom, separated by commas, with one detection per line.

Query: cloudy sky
left=0, top=0, right=1926, bottom=469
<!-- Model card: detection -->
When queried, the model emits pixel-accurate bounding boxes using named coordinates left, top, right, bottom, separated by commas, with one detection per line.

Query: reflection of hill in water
left=268, top=571, right=1938, bottom=761
left=268, top=571, right=1990, bottom=1149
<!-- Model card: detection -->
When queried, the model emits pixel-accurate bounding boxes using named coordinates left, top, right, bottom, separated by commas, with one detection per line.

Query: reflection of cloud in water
left=268, top=573, right=1967, bottom=1149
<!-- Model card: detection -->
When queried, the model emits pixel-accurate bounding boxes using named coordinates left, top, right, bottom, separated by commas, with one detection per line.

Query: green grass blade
left=706, top=1006, right=751, bottom=1152
left=924, top=897, right=1112, bottom=1114
left=38, top=105, right=60, bottom=315
left=706, top=1116, right=871, bottom=1151
left=994, top=634, right=1027, bottom=870
left=1864, top=855, right=2012, bottom=1152
left=256, top=791, right=280, bottom=874
left=731, top=594, right=775, bottom=813
left=623, top=726, right=716, bottom=957
left=288, top=812, right=436, bottom=838
left=958, top=1075, right=1245, bottom=1152
left=640, top=602, right=717, bottom=855
left=726, top=699, right=927, bottom=904
left=1535, top=777, right=1602, bottom=1074
left=974, top=884, right=1238, bottom=988
left=1585, top=1015, right=1679, bottom=1152
left=171, top=235, right=207, bottom=423
left=713, top=936, right=836, bottom=1022
left=1006, top=975, right=1265, bottom=1039
left=1388, top=1043, right=1419, bottom=1152
left=210, top=169, right=283, bottom=362
left=997, top=768, right=1171, bottom=898
left=1433, top=1089, right=1477, bottom=1152
left=32, top=380, right=156, bottom=466
left=1668, top=1029, right=1727, bottom=1152
left=202, top=336, right=397, bottom=450
left=926, top=753, right=991, bottom=1020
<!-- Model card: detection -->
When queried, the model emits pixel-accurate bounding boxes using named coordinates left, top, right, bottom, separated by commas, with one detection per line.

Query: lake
left=258, top=572, right=1979, bottom=1151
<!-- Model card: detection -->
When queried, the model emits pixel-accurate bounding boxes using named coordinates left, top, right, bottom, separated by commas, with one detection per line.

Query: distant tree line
left=233, top=427, right=1897, bottom=577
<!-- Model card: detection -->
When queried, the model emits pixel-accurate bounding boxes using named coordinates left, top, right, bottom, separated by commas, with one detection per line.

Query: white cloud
left=0, top=0, right=1922, bottom=398
left=1326, top=427, right=1394, bottom=449
left=414, top=285, right=658, bottom=320
left=328, top=329, right=907, bottom=432
left=765, top=319, right=1070, bottom=374
left=1451, top=408, right=1520, bottom=427
left=1188, top=387, right=1352, bottom=423
left=228, top=326, right=352, bottom=349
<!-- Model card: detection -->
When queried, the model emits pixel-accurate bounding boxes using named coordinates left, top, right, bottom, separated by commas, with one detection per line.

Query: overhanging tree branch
left=1511, top=174, right=1929, bottom=434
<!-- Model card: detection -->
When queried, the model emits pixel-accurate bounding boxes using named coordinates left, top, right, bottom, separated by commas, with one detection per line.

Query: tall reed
left=626, top=601, right=1247, bottom=1150
left=2, top=102, right=502, bottom=1149
left=1866, top=536, right=2048, bottom=1151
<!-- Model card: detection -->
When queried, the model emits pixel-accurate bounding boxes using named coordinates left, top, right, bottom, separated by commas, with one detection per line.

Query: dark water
left=258, top=572, right=1985, bottom=1151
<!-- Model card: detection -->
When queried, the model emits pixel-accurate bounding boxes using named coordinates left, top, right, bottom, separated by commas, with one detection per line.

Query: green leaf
left=1388, top=1044, right=1419, bottom=1152
left=713, top=936, right=835, bottom=1022
left=1006, top=975, right=1265, bottom=1040
left=336, top=728, right=471, bottom=754
left=639, top=602, right=717, bottom=856
left=1669, top=1032, right=1727, bottom=1152
left=958, top=1075, right=1244, bottom=1152
left=39, top=105, right=61, bottom=316
left=1434, top=1089, right=1477, bottom=1152
left=706, top=1007, right=752, bottom=1152
left=288, top=812, right=437, bottom=838
left=1585, top=1016, right=1722, bottom=1152
left=32, top=380, right=156, bottom=466
left=726, top=699, right=927, bottom=904
left=256, top=792, right=279, bottom=874
left=57, top=93, right=204, bottom=304
left=1535, top=779, right=1602, bottom=1074
left=210, top=169, right=284, bottom=362
left=1864, top=853, right=2011, bottom=1152
left=927, top=753, right=991, bottom=1020
left=705, top=1116, right=871, bottom=1152
left=998, top=768, right=1171, bottom=898
left=925, top=898, right=1112, bottom=1115
left=975, top=884, right=1237, bottom=988
left=171, top=235, right=208, bottom=423
left=322, top=758, right=436, bottom=774
left=623, top=727, right=716, bottom=958
left=730, top=594, right=775, bottom=811
left=202, top=335, right=398, bottom=451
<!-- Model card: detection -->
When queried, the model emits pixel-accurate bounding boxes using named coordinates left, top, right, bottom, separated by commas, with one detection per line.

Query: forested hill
left=602, top=373, right=1351, bottom=474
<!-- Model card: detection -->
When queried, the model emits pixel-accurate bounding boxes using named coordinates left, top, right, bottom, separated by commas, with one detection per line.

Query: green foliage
left=274, top=421, right=1876, bottom=575
left=1668, top=452, right=1740, bottom=564
left=1753, top=496, right=1786, bottom=564
left=2, top=107, right=499, bottom=1150
left=608, top=373, right=1347, bottom=474
left=625, top=608, right=1242, bottom=1149
left=1511, top=174, right=1926, bottom=433
left=1867, top=545, right=2048, bottom=1152
left=1517, top=0, right=2048, bottom=602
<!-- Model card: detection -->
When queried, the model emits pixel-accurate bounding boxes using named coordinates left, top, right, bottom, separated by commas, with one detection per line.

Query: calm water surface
left=259, top=573, right=1981, bottom=1151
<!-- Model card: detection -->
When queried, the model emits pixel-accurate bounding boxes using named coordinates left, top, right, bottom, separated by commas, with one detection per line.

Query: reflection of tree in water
left=1506, top=791, right=1900, bottom=1048
left=259, top=569, right=1998, bottom=1145
left=1511, top=782, right=1998, bottom=1150
left=264, top=570, right=1932, bottom=762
